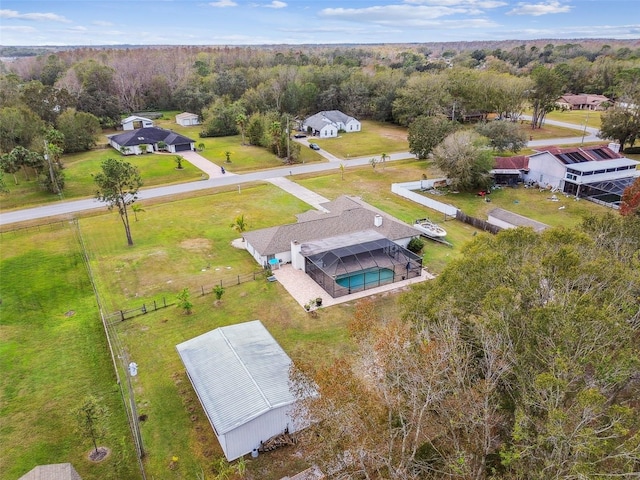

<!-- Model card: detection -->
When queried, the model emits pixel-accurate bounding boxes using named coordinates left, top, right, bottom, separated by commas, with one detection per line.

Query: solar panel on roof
left=558, top=153, right=576, bottom=164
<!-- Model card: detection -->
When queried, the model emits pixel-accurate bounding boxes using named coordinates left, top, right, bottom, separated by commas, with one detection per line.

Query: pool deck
left=270, top=263, right=434, bottom=309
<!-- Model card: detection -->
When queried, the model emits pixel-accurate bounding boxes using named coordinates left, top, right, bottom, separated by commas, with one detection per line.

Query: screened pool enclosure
left=302, top=232, right=422, bottom=298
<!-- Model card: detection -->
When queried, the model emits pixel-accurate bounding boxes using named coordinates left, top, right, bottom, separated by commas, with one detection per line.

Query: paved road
left=0, top=121, right=602, bottom=226
left=0, top=151, right=412, bottom=226
left=519, top=115, right=601, bottom=147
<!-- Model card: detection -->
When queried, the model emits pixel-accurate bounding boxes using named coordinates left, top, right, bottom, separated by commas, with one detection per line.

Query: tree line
left=0, top=41, right=638, bottom=193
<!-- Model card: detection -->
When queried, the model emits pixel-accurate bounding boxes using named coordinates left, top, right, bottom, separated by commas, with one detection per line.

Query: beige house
left=555, top=93, right=610, bottom=111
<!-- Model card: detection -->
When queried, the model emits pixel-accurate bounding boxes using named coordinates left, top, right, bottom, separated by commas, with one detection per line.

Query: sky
left=0, top=0, right=638, bottom=46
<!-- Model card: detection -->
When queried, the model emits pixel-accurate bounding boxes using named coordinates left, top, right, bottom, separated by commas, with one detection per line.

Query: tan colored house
left=555, top=93, right=610, bottom=111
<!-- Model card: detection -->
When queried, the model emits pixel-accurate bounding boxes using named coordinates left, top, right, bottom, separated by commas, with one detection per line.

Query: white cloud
left=320, top=5, right=468, bottom=23
left=208, top=0, right=237, bottom=7
left=0, top=25, right=37, bottom=33
left=0, top=9, right=71, bottom=22
left=507, top=1, right=571, bottom=16
left=404, top=0, right=506, bottom=7
left=92, top=20, right=114, bottom=27
left=265, top=1, right=287, bottom=8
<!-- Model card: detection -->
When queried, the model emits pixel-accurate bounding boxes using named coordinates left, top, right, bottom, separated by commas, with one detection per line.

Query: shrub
left=407, top=237, right=425, bottom=253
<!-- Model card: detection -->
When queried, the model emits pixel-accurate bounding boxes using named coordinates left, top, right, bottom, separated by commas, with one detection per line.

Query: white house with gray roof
left=176, top=320, right=312, bottom=461
left=243, top=196, right=419, bottom=268
left=243, top=196, right=424, bottom=298
left=302, top=110, right=361, bottom=138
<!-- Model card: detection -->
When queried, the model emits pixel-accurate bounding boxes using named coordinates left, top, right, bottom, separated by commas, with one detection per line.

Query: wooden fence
left=456, top=210, right=503, bottom=235
left=106, top=269, right=268, bottom=324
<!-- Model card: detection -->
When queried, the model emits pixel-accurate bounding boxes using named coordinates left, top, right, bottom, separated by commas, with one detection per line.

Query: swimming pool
left=336, top=267, right=394, bottom=289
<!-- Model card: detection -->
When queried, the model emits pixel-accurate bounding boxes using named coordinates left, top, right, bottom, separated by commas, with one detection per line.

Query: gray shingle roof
left=176, top=320, right=296, bottom=435
left=18, top=463, right=82, bottom=480
left=243, top=196, right=420, bottom=256
left=108, top=127, right=194, bottom=147
left=303, top=110, right=357, bottom=132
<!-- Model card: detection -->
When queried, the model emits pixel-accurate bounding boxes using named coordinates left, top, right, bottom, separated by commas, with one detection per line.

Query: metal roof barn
left=176, top=320, right=304, bottom=461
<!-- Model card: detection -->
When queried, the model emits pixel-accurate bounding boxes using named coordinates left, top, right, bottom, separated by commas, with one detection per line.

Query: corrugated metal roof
left=176, top=320, right=296, bottom=435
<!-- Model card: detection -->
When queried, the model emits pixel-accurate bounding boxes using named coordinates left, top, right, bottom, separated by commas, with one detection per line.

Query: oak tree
left=94, top=158, right=143, bottom=246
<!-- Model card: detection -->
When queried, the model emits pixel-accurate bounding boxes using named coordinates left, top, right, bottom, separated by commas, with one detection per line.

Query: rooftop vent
left=374, top=215, right=382, bottom=227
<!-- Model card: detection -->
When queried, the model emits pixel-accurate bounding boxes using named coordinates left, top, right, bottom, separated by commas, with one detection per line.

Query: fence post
left=237, top=275, right=240, bottom=285
left=163, top=297, right=166, bottom=307
left=120, top=310, right=125, bottom=322
left=220, top=279, right=223, bottom=287
left=201, top=285, right=205, bottom=296
left=153, top=300, right=157, bottom=311
left=142, top=304, right=147, bottom=314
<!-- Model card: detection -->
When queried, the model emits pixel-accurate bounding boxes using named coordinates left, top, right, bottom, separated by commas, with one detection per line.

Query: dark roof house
left=107, top=127, right=195, bottom=155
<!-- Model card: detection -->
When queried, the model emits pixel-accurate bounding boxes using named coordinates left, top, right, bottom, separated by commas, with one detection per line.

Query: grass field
left=77, top=183, right=374, bottom=479
left=536, top=108, right=602, bottom=129
left=0, top=223, right=138, bottom=480
left=309, top=120, right=410, bottom=159
left=0, top=149, right=202, bottom=211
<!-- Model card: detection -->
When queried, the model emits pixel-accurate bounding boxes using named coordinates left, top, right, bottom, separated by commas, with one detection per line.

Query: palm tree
left=380, top=152, right=389, bottom=170
left=269, top=121, right=282, bottom=158
left=175, top=155, right=184, bottom=169
left=131, top=203, right=145, bottom=221
left=230, top=214, right=248, bottom=240
left=236, top=113, right=247, bottom=145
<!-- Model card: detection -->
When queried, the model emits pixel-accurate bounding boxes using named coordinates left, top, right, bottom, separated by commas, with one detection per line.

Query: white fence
left=391, top=180, right=459, bottom=217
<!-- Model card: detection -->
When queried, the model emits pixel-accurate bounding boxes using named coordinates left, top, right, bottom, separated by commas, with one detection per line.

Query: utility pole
left=44, top=140, right=61, bottom=196
left=580, top=111, right=590, bottom=146
left=286, top=114, right=290, bottom=162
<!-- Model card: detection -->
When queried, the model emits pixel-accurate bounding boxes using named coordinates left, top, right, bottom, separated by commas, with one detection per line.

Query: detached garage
left=176, top=112, right=200, bottom=126
left=176, top=320, right=312, bottom=461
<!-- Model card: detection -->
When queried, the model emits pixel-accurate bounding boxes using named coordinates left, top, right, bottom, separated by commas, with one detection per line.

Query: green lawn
left=0, top=149, right=202, bottom=211
left=154, top=117, right=326, bottom=172
left=0, top=223, right=138, bottom=480
left=77, top=183, right=360, bottom=479
left=309, top=120, right=409, bottom=159
left=537, top=109, right=602, bottom=129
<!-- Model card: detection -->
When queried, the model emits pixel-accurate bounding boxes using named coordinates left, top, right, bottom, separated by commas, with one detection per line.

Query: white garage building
left=176, top=320, right=309, bottom=461
left=175, top=112, right=200, bottom=126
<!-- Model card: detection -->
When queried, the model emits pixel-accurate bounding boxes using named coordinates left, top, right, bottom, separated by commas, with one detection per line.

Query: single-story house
left=555, top=94, right=610, bottom=111
left=302, top=110, right=361, bottom=138
left=487, top=208, right=549, bottom=233
left=175, top=112, right=200, bottom=126
left=18, top=463, right=82, bottom=480
left=107, top=127, right=195, bottom=155
left=242, top=196, right=423, bottom=298
left=176, top=320, right=313, bottom=461
left=121, top=115, right=154, bottom=131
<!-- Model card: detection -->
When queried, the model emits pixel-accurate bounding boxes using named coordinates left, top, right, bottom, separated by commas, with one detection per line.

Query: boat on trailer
left=414, top=218, right=447, bottom=238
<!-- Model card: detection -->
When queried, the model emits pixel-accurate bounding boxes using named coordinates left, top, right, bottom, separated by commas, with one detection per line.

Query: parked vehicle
left=309, top=143, right=320, bottom=150
left=293, top=133, right=307, bottom=138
